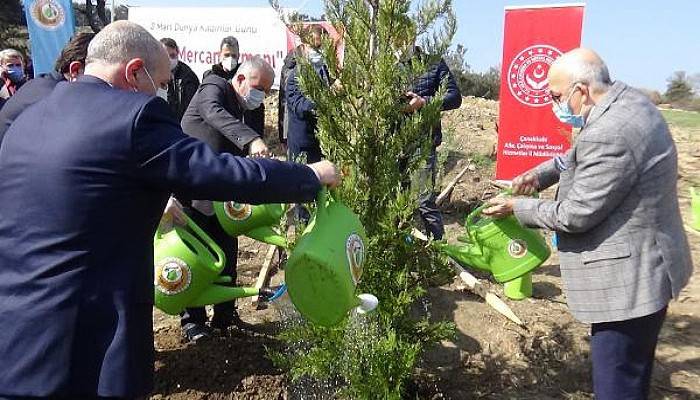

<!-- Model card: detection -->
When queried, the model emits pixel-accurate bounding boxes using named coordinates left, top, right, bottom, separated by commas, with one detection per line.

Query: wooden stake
left=451, top=260, right=525, bottom=327
left=251, top=245, right=278, bottom=306
left=436, top=164, right=471, bottom=206
left=411, top=228, right=525, bottom=328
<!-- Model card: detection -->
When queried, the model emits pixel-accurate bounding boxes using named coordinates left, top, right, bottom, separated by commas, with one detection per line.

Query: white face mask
left=157, top=87, right=168, bottom=100
left=169, top=57, right=178, bottom=71
left=221, top=56, right=238, bottom=72
left=308, top=48, right=323, bottom=64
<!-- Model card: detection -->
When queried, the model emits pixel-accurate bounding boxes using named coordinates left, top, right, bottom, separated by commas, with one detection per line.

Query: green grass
left=661, top=109, right=700, bottom=129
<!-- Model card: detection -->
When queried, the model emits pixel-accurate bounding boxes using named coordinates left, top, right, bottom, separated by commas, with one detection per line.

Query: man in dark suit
left=179, top=56, right=273, bottom=342
left=0, top=32, right=95, bottom=144
left=0, top=21, right=339, bottom=399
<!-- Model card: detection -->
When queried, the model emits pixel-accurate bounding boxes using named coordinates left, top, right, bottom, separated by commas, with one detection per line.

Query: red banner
left=495, top=4, right=585, bottom=180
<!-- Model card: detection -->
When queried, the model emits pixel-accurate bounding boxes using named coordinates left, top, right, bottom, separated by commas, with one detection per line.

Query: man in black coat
left=0, top=32, right=95, bottom=144
left=403, top=48, right=462, bottom=240
left=0, top=21, right=339, bottom=399
left=204, top=36, right=265, bottom=137
left=160, top=38, right=199, bottom=122
left=179, top=55, right=272, bottom=342
left=277, top=45, right=303, bottom=146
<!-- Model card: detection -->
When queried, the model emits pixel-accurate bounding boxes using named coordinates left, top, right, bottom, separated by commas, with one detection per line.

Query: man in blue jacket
left=0, top=32, right=95, bottom=143
left=0, top=21, right=339, bottom=399
left=285, top=25, right=331, bottom=164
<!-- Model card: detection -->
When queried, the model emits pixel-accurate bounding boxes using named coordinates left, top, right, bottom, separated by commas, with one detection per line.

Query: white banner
left=128, top=7, right=291, bottom=87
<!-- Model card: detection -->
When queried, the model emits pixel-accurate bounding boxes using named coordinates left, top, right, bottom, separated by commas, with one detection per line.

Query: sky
left=121, top=0, right=700, bottom=91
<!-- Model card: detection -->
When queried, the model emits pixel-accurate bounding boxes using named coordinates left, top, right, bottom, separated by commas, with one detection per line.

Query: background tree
left=0, top=0, right=29, bottom=57
left=270, top=0, right=456, bottom=398
left=72, top=1, right=110, bottom=32
left=664, top=71, right=695, bottom=104
left=444, top=44, right=501, bottom=100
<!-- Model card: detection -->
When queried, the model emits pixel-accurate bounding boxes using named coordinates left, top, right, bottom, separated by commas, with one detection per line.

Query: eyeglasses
left=549, top=81, right=582, bottom=105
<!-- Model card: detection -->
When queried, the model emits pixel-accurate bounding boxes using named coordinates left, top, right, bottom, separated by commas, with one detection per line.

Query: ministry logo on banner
left=24, top=0, right=75, bottom=75
left=30, top=0, right=66, bottom=30
left=507, top=45, right=563, bottom=107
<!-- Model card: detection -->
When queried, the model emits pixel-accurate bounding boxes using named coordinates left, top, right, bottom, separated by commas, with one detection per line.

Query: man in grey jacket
left=484, top=48, right=693, bottom=400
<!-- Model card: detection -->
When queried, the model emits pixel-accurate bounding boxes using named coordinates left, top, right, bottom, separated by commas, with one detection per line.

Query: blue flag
left=23, top=0, right=76, bottom=76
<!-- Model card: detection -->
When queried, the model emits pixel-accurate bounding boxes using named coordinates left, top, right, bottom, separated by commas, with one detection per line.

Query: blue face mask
left=552, top=85, right=585, bottom=128
left=553, top=102, right=584, bottom=128
left=243, top=87, right=265, bottom=110
left=6, top=65, right=24, bottom=83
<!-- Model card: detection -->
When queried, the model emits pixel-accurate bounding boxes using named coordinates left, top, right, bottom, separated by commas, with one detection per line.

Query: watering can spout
left=355, top=293, right=379, bottom=314
left=438, top=242, right=492, bottom=272
left=247, top=226, right=287, bottom=248
left=190, top=285, right=260, bottom=308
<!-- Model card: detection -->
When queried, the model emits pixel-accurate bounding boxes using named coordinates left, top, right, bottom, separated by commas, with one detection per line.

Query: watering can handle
left=184, top=214, right=226, bottom=270
left=467, top=188, right=512, bottom=226
left=317, top=187, right=336, bottom=216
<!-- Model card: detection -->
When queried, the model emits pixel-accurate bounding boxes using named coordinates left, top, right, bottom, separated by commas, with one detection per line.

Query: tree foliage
left=269, top=0, right=456, bottom=397
left=664, top=71, right=695, bottom=104
left=0, top=0, right=29, bottom=56
left=444, top=44, right=500, bottom=100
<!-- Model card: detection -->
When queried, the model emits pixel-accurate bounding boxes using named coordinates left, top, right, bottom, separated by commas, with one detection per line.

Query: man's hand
left=481, top=196, right=515, bottom=219
left=159, top=197, right=187, bottom=232
left=403, top=91, right=426, bottom=113
left=248, top=138, right=270, bottom=157
left=511, top=171, right=539, bottom=196
left=308, top=160, right=341, bottom=188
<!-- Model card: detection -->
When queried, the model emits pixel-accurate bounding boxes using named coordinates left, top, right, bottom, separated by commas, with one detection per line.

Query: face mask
left=553, top=102, right=585, bottom=128
left=552, top=85, right=584, bottom=128
left=6, top=65, right=24, bottom=83
left=169, top=57, right=178, bottom=71
left=221, top=56, right=238, bottom=72
left=308, top=48, right=322, bottom=64
left=157, top=88, right=168, bottom=100
left=242, top=87, right=265, bottom=110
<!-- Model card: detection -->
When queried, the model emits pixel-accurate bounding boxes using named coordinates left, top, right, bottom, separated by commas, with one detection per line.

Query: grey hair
left=235, top=56, right=274, bottom=81
left=557, top=52, right=613, bottom=93
left=0, top=48, right=24, bottom=63
left=85, top=21, right=164, bottom=71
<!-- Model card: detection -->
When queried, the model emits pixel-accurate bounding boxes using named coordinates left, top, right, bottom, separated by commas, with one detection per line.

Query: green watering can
left=285, top=188, right=378, bottom=327
left=153, top=215, right=275, bottom=315
left=214, top=201, right=287, bottom=247
left=439, top=202, right=551, bottom=300
left=690, top=188, right=700, bottom=231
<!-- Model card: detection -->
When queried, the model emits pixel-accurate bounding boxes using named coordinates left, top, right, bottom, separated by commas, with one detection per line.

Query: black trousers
left=400, top=147, right=444, bottom=240
left=591, top=306, right=668, bottom=400
left=180, top=206, right=238, bottom=328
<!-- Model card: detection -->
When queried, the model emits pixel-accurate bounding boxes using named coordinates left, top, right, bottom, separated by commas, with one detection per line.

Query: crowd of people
left=0, top=18, right=692, bottom=400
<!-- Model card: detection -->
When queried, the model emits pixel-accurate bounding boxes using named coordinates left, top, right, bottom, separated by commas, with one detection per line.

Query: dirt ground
left=151, top=96, right=700, bottom=399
